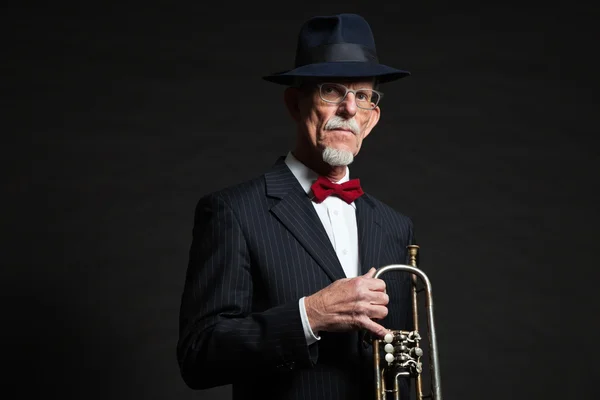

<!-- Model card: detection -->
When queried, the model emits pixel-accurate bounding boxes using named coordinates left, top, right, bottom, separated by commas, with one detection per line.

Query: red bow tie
left=310, top=176, right=364, bottom=204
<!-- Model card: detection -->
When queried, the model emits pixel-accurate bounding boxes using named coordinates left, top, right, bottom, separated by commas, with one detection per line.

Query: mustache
left=324, top=116, right=360, bottom=135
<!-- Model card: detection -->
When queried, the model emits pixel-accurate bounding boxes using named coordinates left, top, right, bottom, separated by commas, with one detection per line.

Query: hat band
left=295, top=43, right=378, bottom=66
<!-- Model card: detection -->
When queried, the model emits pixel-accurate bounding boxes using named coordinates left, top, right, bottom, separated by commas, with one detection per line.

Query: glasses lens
left=320, top=83, right=346, bottom=102
left=355, top=89, right=380, bottom=109
left=319, top=83, right=380, bottom=109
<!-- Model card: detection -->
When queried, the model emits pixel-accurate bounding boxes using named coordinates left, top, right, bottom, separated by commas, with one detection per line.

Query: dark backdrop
left=3, top=1, right=598, bottom=399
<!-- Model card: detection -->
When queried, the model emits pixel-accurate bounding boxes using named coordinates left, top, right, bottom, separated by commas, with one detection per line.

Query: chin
left=322, top=147, right=354, bottom=166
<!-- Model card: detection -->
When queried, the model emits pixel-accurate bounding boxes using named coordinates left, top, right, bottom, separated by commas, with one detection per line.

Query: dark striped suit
left=177, top=156, right=415, bottom=400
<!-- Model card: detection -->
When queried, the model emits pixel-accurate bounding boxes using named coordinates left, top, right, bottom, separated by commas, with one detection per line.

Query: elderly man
left=177, top=13, right=416, bottom=400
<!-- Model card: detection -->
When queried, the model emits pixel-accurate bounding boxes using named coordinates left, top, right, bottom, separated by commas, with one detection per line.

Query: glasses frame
left=316, top=82, right=384, bottom=110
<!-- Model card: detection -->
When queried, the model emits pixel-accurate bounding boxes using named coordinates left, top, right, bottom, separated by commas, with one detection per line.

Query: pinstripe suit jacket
left=177, top=157, right=415, bottom=400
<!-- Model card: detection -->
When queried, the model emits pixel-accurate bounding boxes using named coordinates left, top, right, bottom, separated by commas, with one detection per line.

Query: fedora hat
left=263, top=13, right=410, bottom=85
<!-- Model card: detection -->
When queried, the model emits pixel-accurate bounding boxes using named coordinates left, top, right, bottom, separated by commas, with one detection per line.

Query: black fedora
left=263, top=13, right=410, bottom=85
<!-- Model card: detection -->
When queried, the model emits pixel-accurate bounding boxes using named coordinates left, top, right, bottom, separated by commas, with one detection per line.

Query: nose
left=337, top=91, right=358, bottom=117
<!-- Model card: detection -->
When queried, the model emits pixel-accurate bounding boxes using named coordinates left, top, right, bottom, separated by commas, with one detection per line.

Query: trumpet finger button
left=384, top=333, right=394, bottom=343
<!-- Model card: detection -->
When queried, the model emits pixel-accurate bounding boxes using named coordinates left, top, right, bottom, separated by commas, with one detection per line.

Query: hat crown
left=294, top=14, right=378, bottom=67
left=297, top=13, right=376, bottom=52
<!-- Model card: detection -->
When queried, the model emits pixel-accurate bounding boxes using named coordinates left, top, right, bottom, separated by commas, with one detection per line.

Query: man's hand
left=304, top=267, right=389, bottom=338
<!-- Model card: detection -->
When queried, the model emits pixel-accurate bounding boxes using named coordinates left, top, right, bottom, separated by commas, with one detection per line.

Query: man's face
left=290, top=78, right=381, bottom=161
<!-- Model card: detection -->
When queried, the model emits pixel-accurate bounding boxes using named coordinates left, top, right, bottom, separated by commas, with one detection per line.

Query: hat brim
left=262, top=61, right=410, bottom=85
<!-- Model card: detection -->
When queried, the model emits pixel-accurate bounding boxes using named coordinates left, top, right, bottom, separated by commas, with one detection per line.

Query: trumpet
left=373, top=245, right=443, bottom=400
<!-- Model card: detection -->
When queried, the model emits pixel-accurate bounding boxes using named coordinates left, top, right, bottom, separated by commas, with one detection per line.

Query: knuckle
left=354, top=302, right=367, bottom=315
left=352, top=280, right=366, bottom=297
left=356, top=290, right=368, bottom=301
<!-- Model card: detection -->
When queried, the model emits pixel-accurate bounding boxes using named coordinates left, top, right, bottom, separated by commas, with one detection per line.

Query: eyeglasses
left=316, top=83, right=383, bottom=110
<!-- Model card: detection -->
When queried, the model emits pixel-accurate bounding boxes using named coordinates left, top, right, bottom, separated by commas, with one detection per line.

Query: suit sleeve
left=177, top=194, right=316, bottom=390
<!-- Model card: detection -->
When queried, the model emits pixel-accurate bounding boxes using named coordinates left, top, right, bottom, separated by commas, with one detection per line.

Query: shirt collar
left=284, top=151, right=355, bottom=207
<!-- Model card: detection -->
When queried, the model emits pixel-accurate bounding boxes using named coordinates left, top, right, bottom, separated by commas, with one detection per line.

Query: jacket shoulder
left=191, top=173, right=268, bottom=218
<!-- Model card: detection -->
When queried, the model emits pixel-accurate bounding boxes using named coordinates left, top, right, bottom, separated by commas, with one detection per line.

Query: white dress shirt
left=284, top=152, right=361, bottom=345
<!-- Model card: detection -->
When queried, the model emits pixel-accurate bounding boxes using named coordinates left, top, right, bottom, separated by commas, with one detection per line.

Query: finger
left=363, top=267, right=376, bottom=278
left=366, top=304, right=388, bottom=320
left=361, top=317, right=388, bottom=338
left=360, top=268, right=386, bottom=291
left=356, top=275, right=385, bottom=293
left=368, top=291, right=389, bottom=306
left=367, top=278, right=386, bottom=292
left=358, top=288, right=388, bottom=304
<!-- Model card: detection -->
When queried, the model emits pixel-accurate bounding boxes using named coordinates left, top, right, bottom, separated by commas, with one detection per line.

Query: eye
left=320, top=84, right=346, bottom=101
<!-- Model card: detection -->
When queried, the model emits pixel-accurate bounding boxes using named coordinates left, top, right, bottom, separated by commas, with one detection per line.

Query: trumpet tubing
left=373, top=245, right=443, bottom=400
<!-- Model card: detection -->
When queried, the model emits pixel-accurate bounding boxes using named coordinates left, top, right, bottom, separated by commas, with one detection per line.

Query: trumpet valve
left=384, top=333, right=394, bottom=343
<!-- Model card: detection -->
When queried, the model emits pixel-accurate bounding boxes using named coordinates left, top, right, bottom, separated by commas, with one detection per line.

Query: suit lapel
left=265, top=158, right=346, bottom=283
left=355, top=194, right=385, bottom=274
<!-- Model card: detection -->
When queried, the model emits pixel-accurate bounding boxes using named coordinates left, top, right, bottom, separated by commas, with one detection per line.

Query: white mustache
left=324, top=116, right=360, bottom=135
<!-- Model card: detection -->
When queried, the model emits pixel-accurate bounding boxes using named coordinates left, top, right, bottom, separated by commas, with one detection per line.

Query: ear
left=361, top=105, right=381, bottom=140
left=283, top=87, right=302, bottom=122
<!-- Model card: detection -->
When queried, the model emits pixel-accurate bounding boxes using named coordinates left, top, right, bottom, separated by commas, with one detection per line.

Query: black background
left=3, top=1, right=599, bottom=399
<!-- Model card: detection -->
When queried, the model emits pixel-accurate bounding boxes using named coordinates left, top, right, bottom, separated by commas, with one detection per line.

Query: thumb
left=363, top=267, right=377, bottom=278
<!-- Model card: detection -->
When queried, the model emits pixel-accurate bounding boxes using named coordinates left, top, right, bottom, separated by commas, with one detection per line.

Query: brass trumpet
left=373, top=245, right=443, bottom=400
